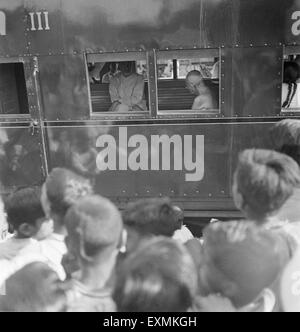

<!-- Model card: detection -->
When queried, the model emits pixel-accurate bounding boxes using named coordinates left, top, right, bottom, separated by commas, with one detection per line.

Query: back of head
left=270, top=120, right=300, bottom=166
left=5, top=187, right=44, bottom=231
left=0, top=262, right=67, bottom=312
left=200, top=221, right=289, bottom=309
left=186, top=70, right=204, bottom=94
left=44, top=168, right=93, bottom=220
left=234, top=149, right=300, bottom=221
left=113, top=237, right=197, bottom=312
left=65, top=195, right=123, bottom=259
left=123, top=198, right=180, bottom=237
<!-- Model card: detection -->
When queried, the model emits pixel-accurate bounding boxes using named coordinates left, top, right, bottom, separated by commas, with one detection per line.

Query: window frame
left=281, top=46, right=300, bottom=115
left=86, top=51, right=153, bottom=120
left=0, top=57, right=32, bottom=120
left=155, top=48, right=222, bottom=118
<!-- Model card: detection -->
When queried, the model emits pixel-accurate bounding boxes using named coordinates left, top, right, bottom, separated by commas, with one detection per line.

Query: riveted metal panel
left=38, top=54, right=90, bottom=121
left=0, top=0, right=28, bottom=57
left=24, top=0, right=64, bottom=56
left=59, top=0, right=201, bottom=53
left=231, top=46, right=283, bottom=118
left=45, top=123, right=231, bottom=202
left=44, top=121, right=277, bottom=212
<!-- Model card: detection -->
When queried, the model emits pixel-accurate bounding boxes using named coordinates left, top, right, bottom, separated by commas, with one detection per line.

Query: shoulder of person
left=110, top=73, right=121, bottom=82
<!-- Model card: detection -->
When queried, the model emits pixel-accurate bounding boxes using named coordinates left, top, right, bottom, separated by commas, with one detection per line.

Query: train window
left=0, top=63, right=29, bottom=115
left=86, top=53, right=149, bottom=114
left=282, top=53, right=300, bottom=112
left=156, top=49, right=220, bottom=113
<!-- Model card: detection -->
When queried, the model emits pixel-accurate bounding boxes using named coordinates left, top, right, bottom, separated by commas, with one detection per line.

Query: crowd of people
left=1, top=119, right=300, bottom=312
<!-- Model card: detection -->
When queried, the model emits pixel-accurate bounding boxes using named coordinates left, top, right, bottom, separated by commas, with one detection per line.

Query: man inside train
left=186, top=70, right=215, bottom=111
left=109, top=61, right=147, bottom=112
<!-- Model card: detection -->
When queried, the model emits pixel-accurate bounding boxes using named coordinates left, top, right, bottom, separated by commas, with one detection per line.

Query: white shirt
left=173, top=225, right=194, bottom=244
left=0, top=236, right=40, bottom=261
left=39, top=233, right=67, bottom=281
left=109, top=73, right=147, bottom=112
left=0, top=236, right=47, bottom=288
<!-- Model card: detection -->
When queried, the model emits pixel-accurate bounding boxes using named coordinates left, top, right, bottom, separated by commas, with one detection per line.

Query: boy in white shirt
left=40, top=168, right=93, bottom=280
left=65, top=195, right=122, bottom=312
left=109, top=61, right=147, bottom=112
left=0, top=188, right=52, bottom=284
left=197, top=221, right=289, bottom=312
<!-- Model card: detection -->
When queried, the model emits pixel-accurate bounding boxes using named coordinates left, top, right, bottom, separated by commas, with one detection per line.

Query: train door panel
left=0, top=57, right=46, bottom=194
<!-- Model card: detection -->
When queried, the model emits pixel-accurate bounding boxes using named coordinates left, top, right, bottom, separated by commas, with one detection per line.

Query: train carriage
left=0, top=0, right=299, bottom=227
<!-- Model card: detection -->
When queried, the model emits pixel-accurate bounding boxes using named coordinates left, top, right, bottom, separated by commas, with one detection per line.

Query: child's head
left=270, top=119, right=300, bottom=166
left=113, top=237, right=198, bottom=312
left=41, top=168, right=93, bottom=226
left=64, top=195, right=123, bottom=264
left=5, top=187, right=51, bottom=239
left=199, top=221, right=289, bottom=309
left=0, top=262, right=69, bottom=312
left=122, top=198, right=180, bottom=254
left=233, top=149, right=300, bottom=222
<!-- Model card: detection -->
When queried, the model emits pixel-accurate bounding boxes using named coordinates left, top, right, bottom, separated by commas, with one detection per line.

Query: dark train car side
left=0, top=0, right=299, bottom=223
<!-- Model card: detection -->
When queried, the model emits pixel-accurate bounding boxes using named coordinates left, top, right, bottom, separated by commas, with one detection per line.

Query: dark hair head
left=122, top=198, right=180, bottom=237
left=5, top=187, right=45, bottom=230
left=234, top=149, right=300, bottom=221
left=270, top=120, right=300, bottom=166
left=113, top=237, right=197, bottom=312
left=65, top=195, right=123, bottom=258
left=200, top=221, right=289, bottom=308
left=118, top=61, right=135, bottom=75
left=283, top=61, right=300, bottom=84
left=0, top=262, right=67, bottom=312
left=44, top=168, right=93, bottom=220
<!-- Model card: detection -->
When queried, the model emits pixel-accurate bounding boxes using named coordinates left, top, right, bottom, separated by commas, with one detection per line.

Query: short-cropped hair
left=5, top=187, right=45, bottom=229
left=113, top=237, right=198, bottom=312
left=270, top=120, right=300, bottom=166
left=122, top=198, right=180, bottom=237
left=65, top=195, right=123, bottom=257
left=235, top=149, right=300, bottom=220
left=45, top=168, right=93, bottom=219
left=0, top=262, right=66, bottom=312
left=201, top=221, right=289, bottom=308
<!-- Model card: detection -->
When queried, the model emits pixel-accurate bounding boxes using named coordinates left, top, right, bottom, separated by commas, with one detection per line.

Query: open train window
left=282, top=50, right=300, bottom=113
left=86, top=52, right=149, bottom=114
left=0, top=63, right=29, bottom=115
left=156, top=49, right=220, bottom=113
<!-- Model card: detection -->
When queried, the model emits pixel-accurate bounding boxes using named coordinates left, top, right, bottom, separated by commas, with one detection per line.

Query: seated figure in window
left=282, top=61, right=300, bottom=109
left=185, top=70, right=215, bottom=111
left=109, top=61, right=147, bottom=112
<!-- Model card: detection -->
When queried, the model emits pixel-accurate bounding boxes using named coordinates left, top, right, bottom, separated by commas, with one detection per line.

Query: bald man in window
left=186, top=70, right=214, bottom=111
